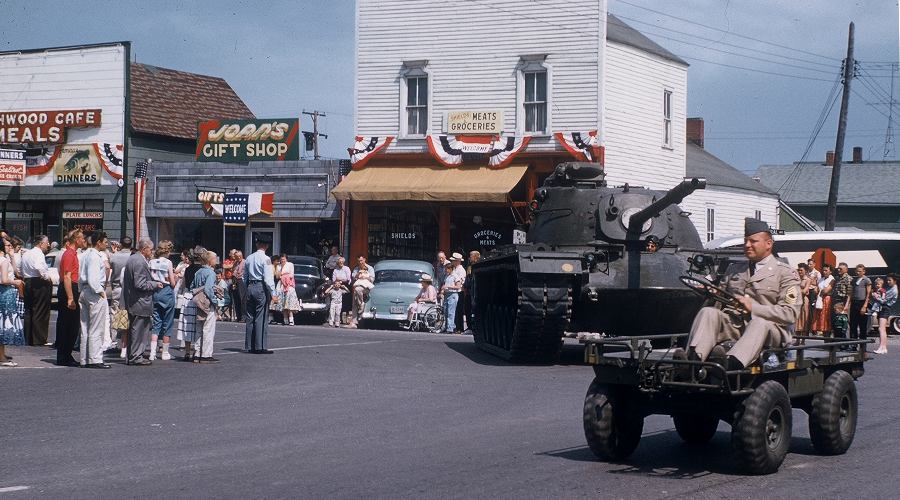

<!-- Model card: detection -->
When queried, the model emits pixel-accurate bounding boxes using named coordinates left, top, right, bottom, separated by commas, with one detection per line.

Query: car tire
left=891, top=317, right=900, bottom=335
left=730, top=380, right=792, bottom=475
left=809, top=370, right=857, bottom=455
left=673, top=414, right=719, bottom=444
left=583, top=379, right=643, bottom=461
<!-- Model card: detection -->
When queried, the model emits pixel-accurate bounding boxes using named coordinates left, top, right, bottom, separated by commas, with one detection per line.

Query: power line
left=612, top=13, right=836, bottom=71
left=615, top=0, right=840, bottom=62
left=679, top=55, right=838, bottom=82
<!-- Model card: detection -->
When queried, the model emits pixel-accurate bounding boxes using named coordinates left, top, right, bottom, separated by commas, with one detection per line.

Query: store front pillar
left=439, top=206, right=451, bottom=254
left=350, top=201, right=368, bottom=260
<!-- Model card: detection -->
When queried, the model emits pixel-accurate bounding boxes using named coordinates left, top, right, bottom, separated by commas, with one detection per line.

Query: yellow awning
left=331, top=165, right=527, bottom=203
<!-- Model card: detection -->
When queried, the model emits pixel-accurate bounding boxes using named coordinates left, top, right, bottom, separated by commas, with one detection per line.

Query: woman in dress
left=176, top=246, right=206, bottom=361
left=872, top=274, right=897, bottom=354
left=795, top=264, right=812, bottom=335
left=269, top=256, right=285, bottom=323
left=811, top=264, right=835, bottom=335
left=0, top=238, right=25, bottom=367
left=277, top=254, right=301, bottom=326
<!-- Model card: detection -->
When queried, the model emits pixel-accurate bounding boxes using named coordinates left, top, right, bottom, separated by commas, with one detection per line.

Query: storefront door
left=250, top=229, right=275, bottom=257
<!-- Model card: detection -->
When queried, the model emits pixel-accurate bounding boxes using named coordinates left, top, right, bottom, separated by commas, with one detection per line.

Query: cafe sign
left=0, top=109, right=101, bottom=144
left=0, top=149, right=25, bottom=186
left=444, top=110, right=503, bottom=135
left=196, top=118, right=300, bottom=162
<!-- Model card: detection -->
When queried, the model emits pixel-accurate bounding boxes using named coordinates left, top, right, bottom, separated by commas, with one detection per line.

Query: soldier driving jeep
left=676, top=218, right=801, bottom=371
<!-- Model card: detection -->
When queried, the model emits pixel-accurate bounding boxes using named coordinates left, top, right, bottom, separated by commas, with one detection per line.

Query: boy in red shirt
left=56, top=229, right=84, bottom=366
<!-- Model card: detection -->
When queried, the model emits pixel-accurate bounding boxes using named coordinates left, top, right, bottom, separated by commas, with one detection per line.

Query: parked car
left=271, top=255, right=329, bottom=323
left=360, top=259, right=434, bottom=329
left=46, top=254, right=60, bottom=306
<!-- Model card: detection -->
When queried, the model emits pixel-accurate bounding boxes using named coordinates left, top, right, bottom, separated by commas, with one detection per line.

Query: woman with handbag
left=176, top=246, right=206, bottom=361
left=0, top=238, right=25, bottom=367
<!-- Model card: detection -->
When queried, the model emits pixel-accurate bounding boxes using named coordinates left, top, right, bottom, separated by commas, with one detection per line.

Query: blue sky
left=4, top=0, right=898, bottom=173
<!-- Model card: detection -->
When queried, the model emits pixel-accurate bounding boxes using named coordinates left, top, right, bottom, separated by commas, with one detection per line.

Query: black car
left=286, top=255, right=329, bottom=322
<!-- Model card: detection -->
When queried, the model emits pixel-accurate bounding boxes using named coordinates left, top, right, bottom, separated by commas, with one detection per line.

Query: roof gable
left=607, top=13, right=688, bottom=66
left=686, top=143, right=776, bottom=195
left=130, top=63, right=254, bottom=140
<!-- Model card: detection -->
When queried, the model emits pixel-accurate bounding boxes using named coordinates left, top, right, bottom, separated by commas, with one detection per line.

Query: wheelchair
left=405, top=302, right=445, bottom=333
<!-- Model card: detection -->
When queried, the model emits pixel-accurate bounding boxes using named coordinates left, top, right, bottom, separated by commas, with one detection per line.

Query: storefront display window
left=450, top=206, right=517, bottom=256
left=367, top=206, right=438, bottom=262
left=279, top=221, right=338, bottom=258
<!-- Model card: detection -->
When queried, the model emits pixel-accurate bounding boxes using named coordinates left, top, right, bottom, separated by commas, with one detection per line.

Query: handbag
left=111, top=308, right=130, bottom=330
left=192, top=286, right=211, bottom=321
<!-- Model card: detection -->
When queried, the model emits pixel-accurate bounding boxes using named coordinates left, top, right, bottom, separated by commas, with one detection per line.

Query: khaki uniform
left=688, top=255, right=801, bottom=367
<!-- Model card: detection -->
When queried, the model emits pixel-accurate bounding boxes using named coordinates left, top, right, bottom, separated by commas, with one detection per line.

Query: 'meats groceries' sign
left=196, top=118, right=300, bottom=162
left=0, top=109, right=102, bottom=144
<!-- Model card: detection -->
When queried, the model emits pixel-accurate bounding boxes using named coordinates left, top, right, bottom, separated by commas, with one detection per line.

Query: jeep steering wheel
left=680, top=275, right=745, bottom=311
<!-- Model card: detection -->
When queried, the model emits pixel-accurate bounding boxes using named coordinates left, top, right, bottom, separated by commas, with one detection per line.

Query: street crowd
left=0, top=228, right=280, bottom=368
left=796, top=259, right=896, bottom=355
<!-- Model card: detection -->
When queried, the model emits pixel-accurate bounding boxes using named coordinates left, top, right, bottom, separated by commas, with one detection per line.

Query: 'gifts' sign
left=0, top=109, right=101, bottom=144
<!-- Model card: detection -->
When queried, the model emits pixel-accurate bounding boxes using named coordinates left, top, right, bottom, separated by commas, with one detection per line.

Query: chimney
left=852, top=146, right=863, bottom=163
left=686, top=117, right=704, bottom=148
left=825, top=150, right=835, bottom=166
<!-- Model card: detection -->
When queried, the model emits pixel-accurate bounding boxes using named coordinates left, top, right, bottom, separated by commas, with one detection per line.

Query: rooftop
left=130, top=63, right=254, bottom=141
left=686, top=143, right=776, bottom=196
left=607, top=13, right=688, bottom=66
left=755, top=161, right=900, bottom=205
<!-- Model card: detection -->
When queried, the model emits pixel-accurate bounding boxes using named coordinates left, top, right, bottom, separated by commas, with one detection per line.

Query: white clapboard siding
left=0, top=45, right=127, bottom=146
left=357, top=0, right=605, bottom=152
left=602, top=41, right=687, bottom=190
left=681, top=187, right=780, bottom=242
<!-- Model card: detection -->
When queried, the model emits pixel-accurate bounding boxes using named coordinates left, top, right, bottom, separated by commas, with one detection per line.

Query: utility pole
left=825, top=22, right=854, bottom=231
left=302, top=110, right=328, bottom=160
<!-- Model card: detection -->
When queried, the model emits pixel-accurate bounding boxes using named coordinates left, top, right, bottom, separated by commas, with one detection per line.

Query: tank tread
left=504, top=283, right=572, bottom=363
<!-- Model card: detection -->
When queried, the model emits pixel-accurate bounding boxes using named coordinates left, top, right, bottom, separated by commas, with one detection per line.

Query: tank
left=471, top=162, right=708, bottom=362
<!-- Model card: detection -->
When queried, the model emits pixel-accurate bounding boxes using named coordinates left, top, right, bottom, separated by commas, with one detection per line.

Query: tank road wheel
left=583, top=379, right=643, bottom=461
left=672, top=415, right=719, bottom=444
left=730, top=381, right=792, bottom=475
left=809, top=370, right=858, bottom=455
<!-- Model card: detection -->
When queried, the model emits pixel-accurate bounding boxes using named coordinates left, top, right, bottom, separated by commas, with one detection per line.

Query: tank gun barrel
left=628, top=177, right=706, bottom=232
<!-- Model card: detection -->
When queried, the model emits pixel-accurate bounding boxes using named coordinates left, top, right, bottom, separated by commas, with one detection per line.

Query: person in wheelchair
left=406, top=274, right=438, bottom=324
left=680, top=218, right=800, bottom=371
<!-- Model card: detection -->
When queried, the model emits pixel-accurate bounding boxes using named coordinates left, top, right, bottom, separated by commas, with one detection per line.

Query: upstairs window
left=706, top=207, right=716, bottom=242
left=524, top=71, right=547, bottom=133
left=406, top=76, right=428, bottom=136
left=400, top=60, right=430, bottom=137
left=663, top=89, right=673, bottom=148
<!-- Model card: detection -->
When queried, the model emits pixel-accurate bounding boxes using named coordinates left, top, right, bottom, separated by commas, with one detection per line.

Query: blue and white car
left=359, top=259, right=434, bottom=329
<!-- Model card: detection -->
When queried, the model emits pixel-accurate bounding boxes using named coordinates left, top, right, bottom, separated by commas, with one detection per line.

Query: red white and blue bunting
left=348, top=136, right=393, bottom=169
left=94, top=143, right=124, bottom=180
left=554, top=130, right=604, bottom=164
left=426, top=134, right=531, bottom=169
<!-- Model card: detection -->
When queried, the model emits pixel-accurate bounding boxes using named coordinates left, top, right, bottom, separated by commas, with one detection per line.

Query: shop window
left=279, top=221, right=339, bottom=259
left=367, top=206, right=438, bottom=263
left=450, top=207, right=516, bottom=256
left=400, top=61, right=430, bottom=138
left=516, top=55, right=551, bottom=135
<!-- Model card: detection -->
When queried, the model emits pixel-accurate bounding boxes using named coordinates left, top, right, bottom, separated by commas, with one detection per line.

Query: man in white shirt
left=325, top=246, right=342, bottom=272
left=21, top=235, right=53, bottom=346
left=79, top=232, right=111, bottom=368
left=449, top=253, right=467, bottom=332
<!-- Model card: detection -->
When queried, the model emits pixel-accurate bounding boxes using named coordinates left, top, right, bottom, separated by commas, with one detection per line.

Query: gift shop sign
left=0, top=149, right=25, bottom=186
left=196, top=118, right=300, bottom=162
left=0, top=109, right=101, bottom=144
left=444, top=110, right=503, bottom=135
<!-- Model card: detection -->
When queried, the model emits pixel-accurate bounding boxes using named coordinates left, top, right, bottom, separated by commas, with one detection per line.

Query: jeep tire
left=731, top=380, right=792, bottom=474
left=809, top=370, right=858, bottom=455
left=583, top=379, right=643, bottom=461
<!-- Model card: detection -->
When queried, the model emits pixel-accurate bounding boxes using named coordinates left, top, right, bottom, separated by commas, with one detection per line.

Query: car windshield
left=293, top=264, right=321, bottom=278
left=375, top=269, right=426, bottom=284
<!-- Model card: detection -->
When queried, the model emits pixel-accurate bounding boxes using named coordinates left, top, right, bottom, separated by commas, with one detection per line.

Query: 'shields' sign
left=0, top=109, right=102, bottom=144
left=196, top=118, right=300, bottom=162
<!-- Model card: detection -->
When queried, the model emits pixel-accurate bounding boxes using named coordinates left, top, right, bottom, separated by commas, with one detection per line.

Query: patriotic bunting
left=426, top=134, right=530, bottom=169
left=94, top=143, right=124, bottom=180
left=554, top=130, right=604, bottom=164
left=211, top=192, right=274, bottom=224
left=24, top=146, right=60, bottom=176
left=348, top=136, right=393, bottom=169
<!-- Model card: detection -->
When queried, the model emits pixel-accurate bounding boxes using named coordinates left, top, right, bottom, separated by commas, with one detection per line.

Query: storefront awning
left=331, top=165, right=527, bottom=203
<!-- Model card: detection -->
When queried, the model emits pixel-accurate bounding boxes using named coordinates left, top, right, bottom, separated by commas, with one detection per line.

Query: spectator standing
left=795, top=264, right=812, bottom=335
left=231, top=250, right=246, bottom=323
left=278, top=254, right=300, bottom=326
left=831, top=262, right=852, bottom=333
left=190, top=250, right=220, bottom=363
left=348, top=256, right=375, bottom=328
left=872, top=274, right=897, bottom=354
left=332, top=257, right=352, bottom=324
left=244, top=236, right=276, bottom=354
left=21, top=235, right=52, bottom=346
left=108, top=237, right=133, bottom=357
left=324, top=246, right=342, bottom=273
left=869, top=277, right=885, bottom=338
left=848, top=264, right=872, bottom=343
left=9, top=237, right=24, bottom=278
left=148, top=240, right=176, bottom=361
left=806, top=258, right=821, bottom=283
left=215, top=268, right=231, bottom=321
left=78, top=232, right=111, bottom=369
left=441, top=261, right=462, bottom=334
left=122, top=239, right=163, bottom=366
left=0, top=238, right=25, bottom=367
left=449, top=253, right=467, bottom=332
left=324, top=280, right=348, bottom=327
left=812, top=264, right=835, bottom=335
left=434, top=251, right=449, bottom=286
left=56, top=230, right=84, bottom=366
left=177, top=247, right=206, bottom=360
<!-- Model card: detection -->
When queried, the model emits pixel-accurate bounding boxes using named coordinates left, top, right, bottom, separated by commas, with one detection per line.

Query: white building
left=335, top=0, right=766, bottom=259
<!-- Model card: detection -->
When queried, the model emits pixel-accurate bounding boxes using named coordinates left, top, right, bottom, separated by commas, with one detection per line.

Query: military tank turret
left=472, top=162, right=709, bottom=362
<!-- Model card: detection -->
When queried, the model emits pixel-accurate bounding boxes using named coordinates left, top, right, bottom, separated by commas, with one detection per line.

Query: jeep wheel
left=583, top=379, right=643, bottom=461
left=673, top=415, right=719, bottom=444
left=809, top=370, right=857, bottom=455
left=731, top=380, right=792, bottom=474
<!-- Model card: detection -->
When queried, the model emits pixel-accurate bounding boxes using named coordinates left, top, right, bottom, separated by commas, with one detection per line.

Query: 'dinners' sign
left=196, top=118, right=300, bottom=162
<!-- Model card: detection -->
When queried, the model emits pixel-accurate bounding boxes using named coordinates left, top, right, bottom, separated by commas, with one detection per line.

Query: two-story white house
left=333, top=0, right=702, bottom=261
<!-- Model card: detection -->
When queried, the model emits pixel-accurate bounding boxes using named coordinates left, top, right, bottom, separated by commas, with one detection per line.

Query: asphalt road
left=3, top=318, right=900, bottom=499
